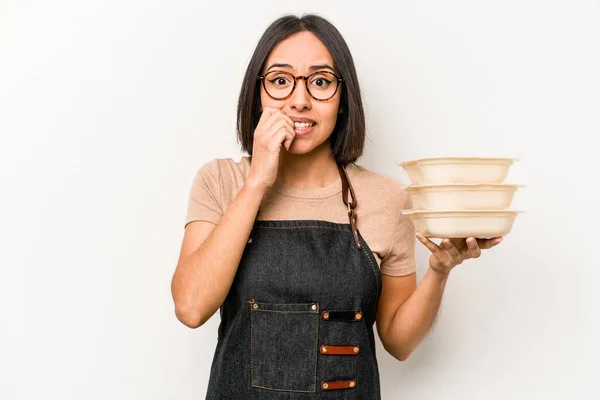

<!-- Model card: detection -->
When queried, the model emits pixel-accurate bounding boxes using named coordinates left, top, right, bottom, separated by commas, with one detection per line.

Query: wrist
left=244, top=178, right=269, bottom=196
left=428, top=265, right=451, bottom=280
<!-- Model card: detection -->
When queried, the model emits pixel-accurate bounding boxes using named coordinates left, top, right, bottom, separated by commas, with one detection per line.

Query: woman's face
left=260, top=31, right=342, bottom=155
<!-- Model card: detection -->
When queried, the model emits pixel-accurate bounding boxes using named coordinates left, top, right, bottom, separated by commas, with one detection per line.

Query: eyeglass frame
left=257, top=70, right=344, bottom=102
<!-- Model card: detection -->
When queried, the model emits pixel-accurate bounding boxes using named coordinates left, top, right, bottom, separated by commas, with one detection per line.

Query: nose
left=289, top=77, right=311, bottom=112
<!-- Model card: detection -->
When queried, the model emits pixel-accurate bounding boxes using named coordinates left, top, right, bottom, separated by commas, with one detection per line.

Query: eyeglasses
left=258, top=70, right=343, bottom=101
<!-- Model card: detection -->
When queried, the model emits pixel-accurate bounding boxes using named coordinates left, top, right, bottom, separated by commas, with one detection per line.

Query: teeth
left=294, top=122, right=314, bottom=129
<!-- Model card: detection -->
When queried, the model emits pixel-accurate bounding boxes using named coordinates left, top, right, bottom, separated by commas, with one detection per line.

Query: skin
left=170, top=31, right=503, bottom=362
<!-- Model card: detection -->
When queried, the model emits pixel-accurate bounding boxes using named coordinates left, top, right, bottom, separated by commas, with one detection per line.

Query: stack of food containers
left=398, top=157, right=523, bottom=238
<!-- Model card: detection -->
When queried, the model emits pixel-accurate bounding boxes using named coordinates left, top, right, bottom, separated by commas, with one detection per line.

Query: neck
left=276, top=142, right=340, bottom=189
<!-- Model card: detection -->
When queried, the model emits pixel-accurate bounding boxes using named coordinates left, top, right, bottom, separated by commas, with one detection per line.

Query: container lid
left=397, top=157, right=520, bottom=168
left=401, top=209, right=524, bottom=217
left=404, top=183, right=525, bottom=191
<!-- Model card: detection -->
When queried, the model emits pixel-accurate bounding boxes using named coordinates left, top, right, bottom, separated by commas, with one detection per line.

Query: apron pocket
left=249, top=301, right=319, bottom=393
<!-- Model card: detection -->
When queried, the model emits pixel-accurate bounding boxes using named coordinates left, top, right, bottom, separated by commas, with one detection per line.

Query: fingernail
left=416, top=233, right=423, bottom=240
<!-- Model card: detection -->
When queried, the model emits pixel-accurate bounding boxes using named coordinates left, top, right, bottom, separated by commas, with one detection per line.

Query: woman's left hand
left=416, top=233, right=503, bottom=276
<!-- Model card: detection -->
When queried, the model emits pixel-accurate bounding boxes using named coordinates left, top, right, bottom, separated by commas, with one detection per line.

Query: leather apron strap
left=338, top=164, right=361, bottom=249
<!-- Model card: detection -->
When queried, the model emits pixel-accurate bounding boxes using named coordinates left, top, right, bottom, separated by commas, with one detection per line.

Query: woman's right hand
left=247, top=106, right=296, bottom=190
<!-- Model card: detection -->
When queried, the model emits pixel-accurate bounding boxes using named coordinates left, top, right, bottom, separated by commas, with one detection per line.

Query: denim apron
left=205, top=164, right=383, bottom=399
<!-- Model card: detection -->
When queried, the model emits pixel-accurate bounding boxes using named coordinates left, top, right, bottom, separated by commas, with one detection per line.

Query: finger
left=449, top=238, right=468, bottom=251
left=272, top=111, right=295, bottom=135
left=261, top=106, right=280, bottom=117
left=416, top=232, right=442, bottom=255
left=466, top=237, right=481, bottom=258
left=274, top=123, right=295, bottom=150
left=282, top=124, right=296, bottom=150
left=477, top=237, right=503, bottom=250
left=441, top=238, right=464, bottom=262
left=257, top=106, right=279, bottom=127
left=269, top=118, right=295, bottom=140
left=267, top=113, right=294, bottom=137
left=262, top=108, right=285, bottom=131
left=279, top=112, right=295, bottom=130
left=254, top=108, right=280, bottom=139
left=272, top=128, right=292, bottom=150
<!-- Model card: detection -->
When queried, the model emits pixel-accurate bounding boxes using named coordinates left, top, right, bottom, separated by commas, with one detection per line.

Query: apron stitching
left=250, top=304, right=254, bottom=386
left=313, top=310, right=319, bottom=392
left=360, top=235, right=381, bottom=316
left=253, top=310, right=317, bottom=314
left=255, top=226, right=348, bottom=232
left=251, top=385, right=316, bottom=393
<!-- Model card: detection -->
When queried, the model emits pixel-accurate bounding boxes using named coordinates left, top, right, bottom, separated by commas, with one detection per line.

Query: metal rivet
left=322, top=346, right=328, bottom=353
left=355, top=312, right=362, bottom=320
left=323, top=312, right=329, bottom=319
left=252, top=303, right=258, bottom=309
left=353, top=347, right=359, bottom=353
left=322, top=383, right=329, bottom=389
left=311, top=305, right=317, bottom=310
left=349, top=381, right=355, bottom=387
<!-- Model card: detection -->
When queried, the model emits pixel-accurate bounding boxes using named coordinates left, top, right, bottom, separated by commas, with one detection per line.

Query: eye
left=268, top=75, right=292, bottom=86
left=310, top=74, right=333, bottom=88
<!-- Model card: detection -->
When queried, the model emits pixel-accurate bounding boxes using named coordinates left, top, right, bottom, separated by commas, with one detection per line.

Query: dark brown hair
left=236, top=14, right=365, bottom=165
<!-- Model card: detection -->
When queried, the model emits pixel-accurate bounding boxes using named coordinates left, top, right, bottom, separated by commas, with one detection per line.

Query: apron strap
left=338, top=164, right=361, bottom=249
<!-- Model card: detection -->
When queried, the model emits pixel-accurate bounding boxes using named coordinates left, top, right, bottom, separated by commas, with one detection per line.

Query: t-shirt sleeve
left=380, top=194, right=417, bottom=276
left=184, top=158, right=223, bottom=227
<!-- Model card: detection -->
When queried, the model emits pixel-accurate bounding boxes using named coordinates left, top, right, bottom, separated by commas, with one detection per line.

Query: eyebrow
left=265, top=63, right=335, bottom=73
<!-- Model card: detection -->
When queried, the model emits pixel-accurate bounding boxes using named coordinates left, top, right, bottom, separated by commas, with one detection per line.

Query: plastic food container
left=402, top=209, right=521, bottom=238
left=398, top=157, right=519, bottom=185
left=405, top=183, right=523, bottom=210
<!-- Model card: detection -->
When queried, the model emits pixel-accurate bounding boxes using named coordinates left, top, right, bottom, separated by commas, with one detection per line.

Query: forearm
left=384, top=267, right=450, bottom=360
left=172, top=181, right=266, bottom=327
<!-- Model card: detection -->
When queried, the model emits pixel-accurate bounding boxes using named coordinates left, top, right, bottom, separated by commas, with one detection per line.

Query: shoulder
left=194, top=156, right=252, bottom=184
left=191, top=156, right=252, bottom=212
left=345, top=163, right=416, bottom=276
left=347, top=163, right=409, bottom=210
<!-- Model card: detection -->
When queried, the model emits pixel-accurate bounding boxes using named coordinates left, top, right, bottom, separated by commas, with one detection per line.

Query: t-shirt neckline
left=268, top=164, right=355, bottom=200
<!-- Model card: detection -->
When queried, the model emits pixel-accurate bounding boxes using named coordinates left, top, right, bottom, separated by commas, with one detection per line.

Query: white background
left=2, top=0, right=599, bottom=399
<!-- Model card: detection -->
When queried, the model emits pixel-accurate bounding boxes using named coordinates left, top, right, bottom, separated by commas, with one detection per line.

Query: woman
left=171, top=14, right=502, bottom=399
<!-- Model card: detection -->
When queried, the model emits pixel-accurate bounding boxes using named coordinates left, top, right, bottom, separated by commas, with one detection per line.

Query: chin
left=285, top=145, right=304, bottom=155
left=288, top=135, right=332, bottom=154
